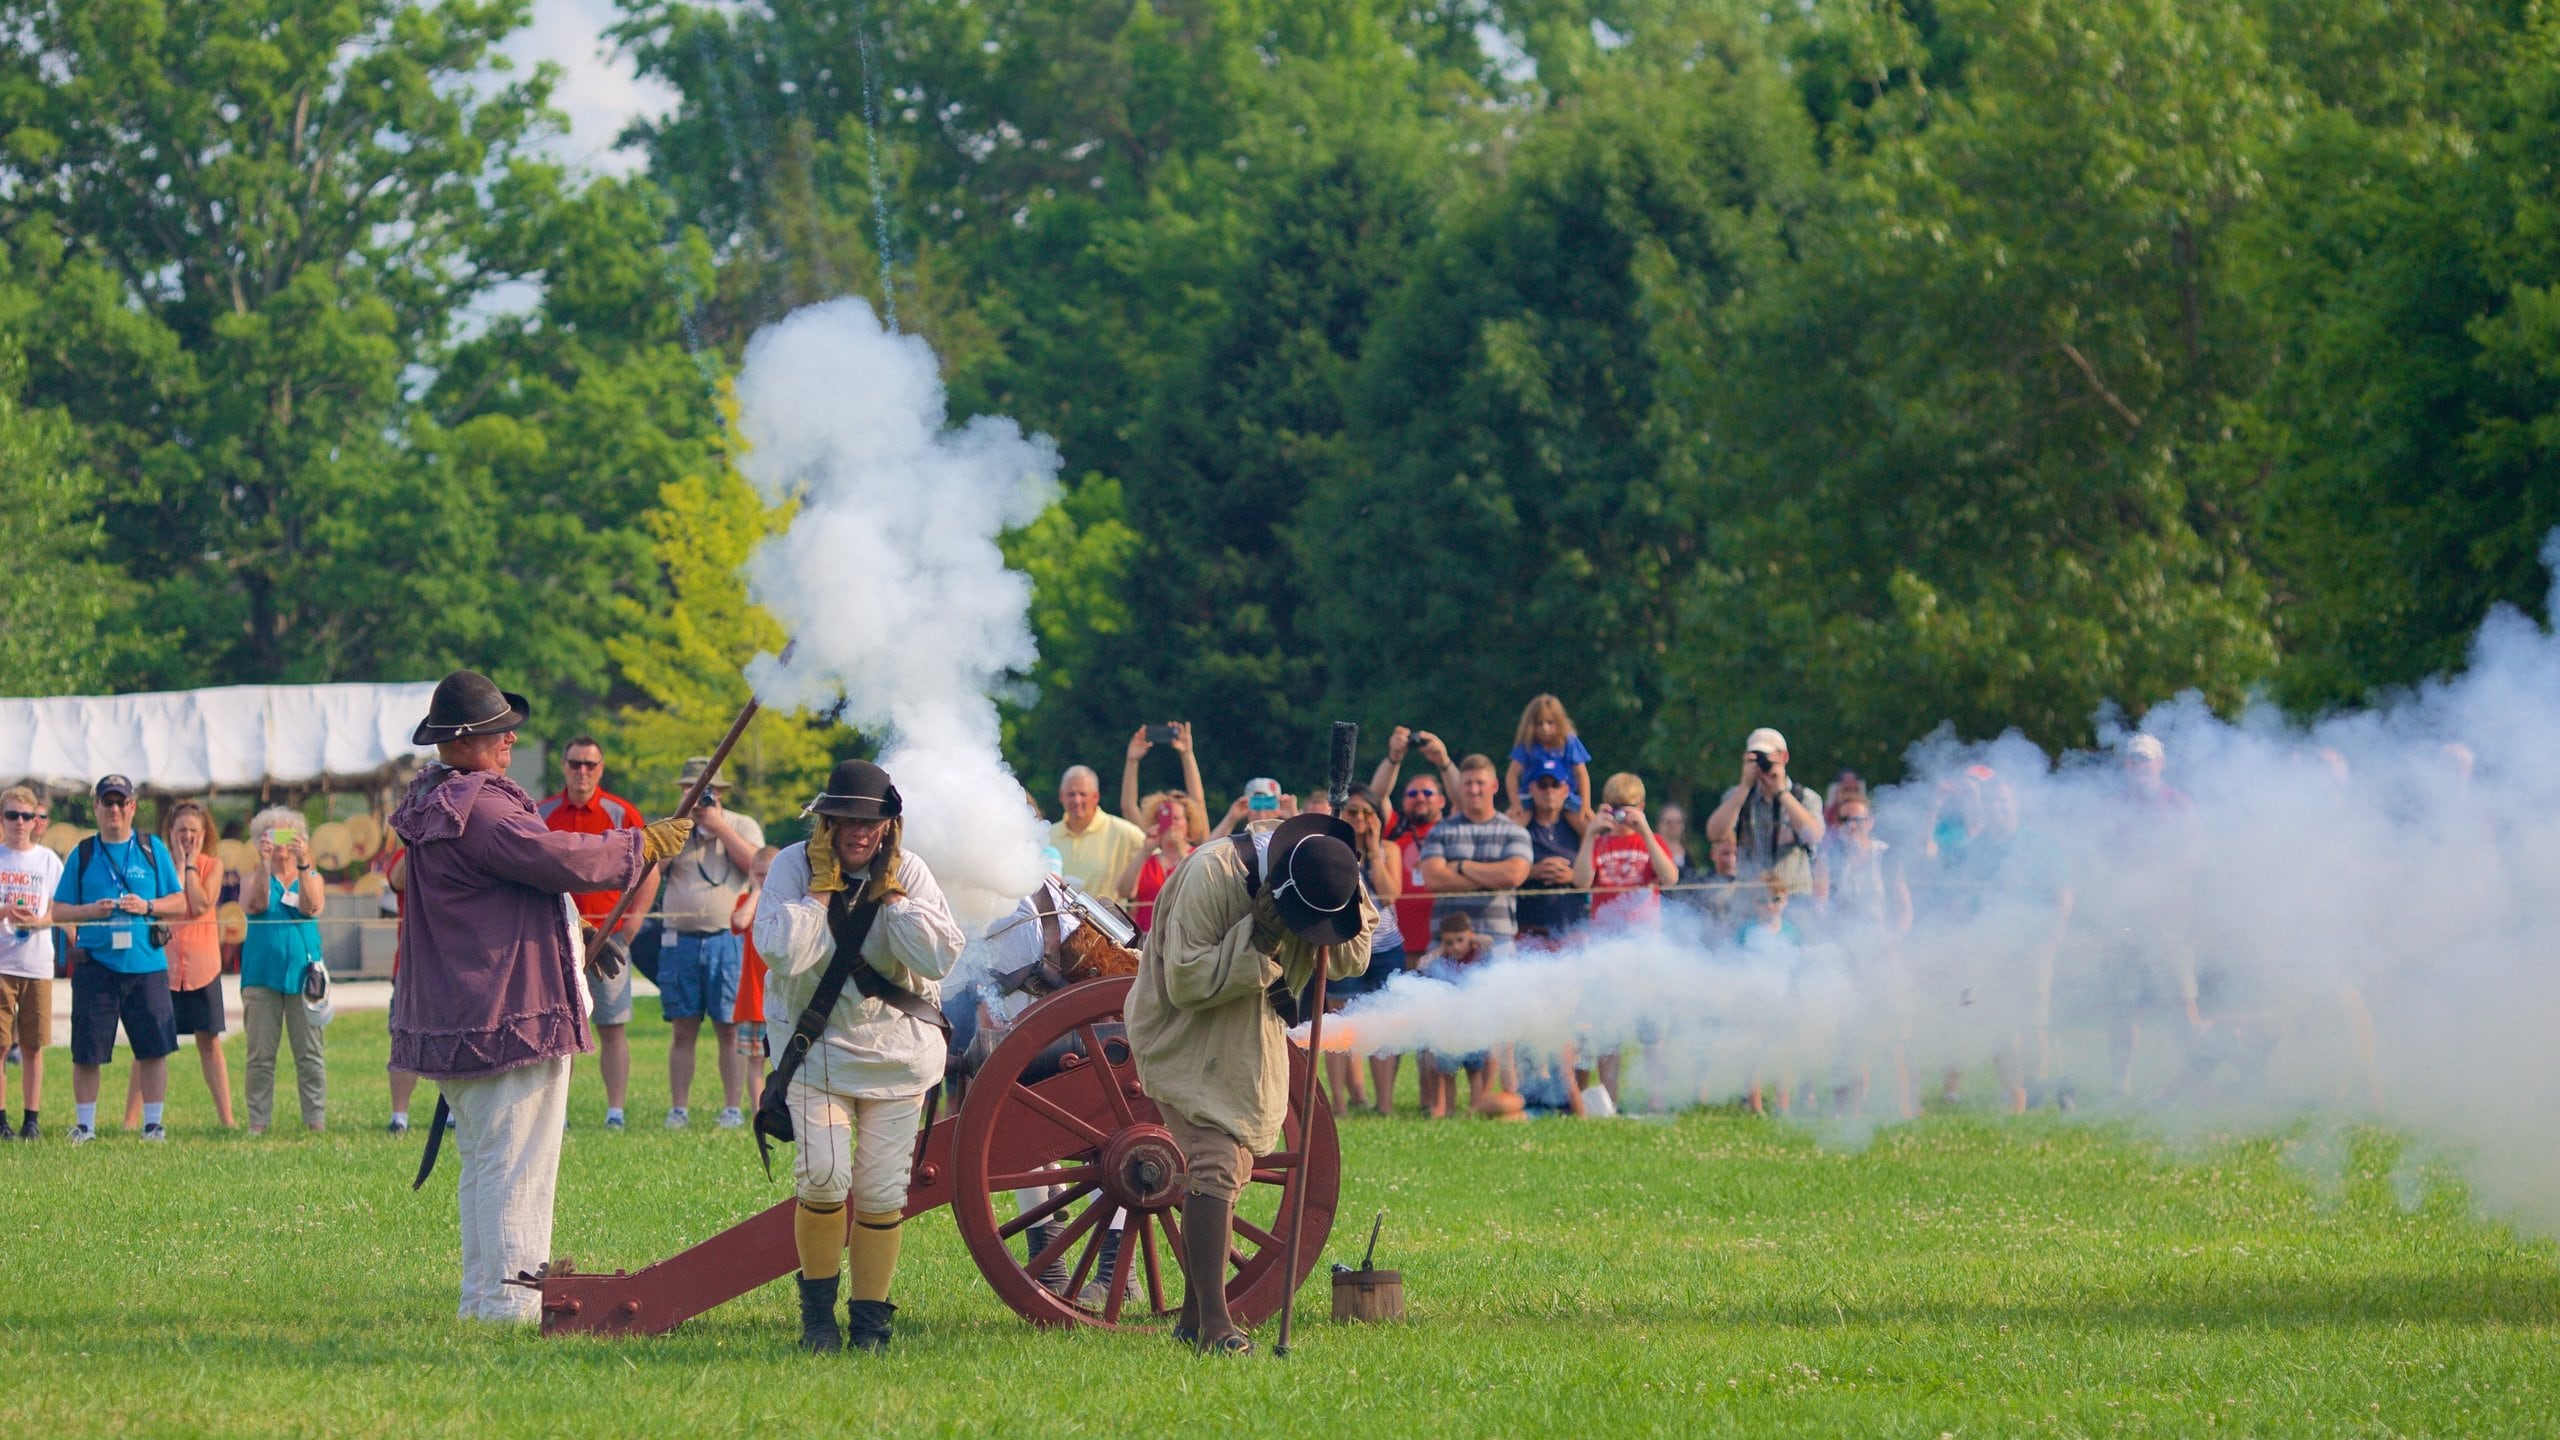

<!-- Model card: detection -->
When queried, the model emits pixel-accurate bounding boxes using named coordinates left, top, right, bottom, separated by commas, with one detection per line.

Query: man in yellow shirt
left=1048, top=766, right=1145, bottom=900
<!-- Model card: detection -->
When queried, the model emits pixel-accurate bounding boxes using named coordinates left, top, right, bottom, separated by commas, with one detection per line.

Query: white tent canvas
left=0, top=683, right=439, bottom=794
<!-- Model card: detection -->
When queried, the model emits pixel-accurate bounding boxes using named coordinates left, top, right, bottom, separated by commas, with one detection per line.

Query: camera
left=1246, top=777, right=1282, bottom=813
left=1143, top=722, right=1179, bottom=745
left=1750, top=750, right=1774, bottom=774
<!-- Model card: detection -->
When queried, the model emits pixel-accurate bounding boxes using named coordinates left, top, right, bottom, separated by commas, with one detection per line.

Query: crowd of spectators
left=3, top=690, right=2205, bottom=1139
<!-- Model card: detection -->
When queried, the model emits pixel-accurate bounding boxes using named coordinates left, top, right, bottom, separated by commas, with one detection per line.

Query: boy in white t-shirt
left=0, top=787, right=64, bottom=1140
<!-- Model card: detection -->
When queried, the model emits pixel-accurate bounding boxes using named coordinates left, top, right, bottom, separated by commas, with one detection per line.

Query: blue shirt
left=53, top=833, right=181, bottom=974
left=239, top=873, right=324, bottom=994
left=1510, top=737, right=1592, bottom=808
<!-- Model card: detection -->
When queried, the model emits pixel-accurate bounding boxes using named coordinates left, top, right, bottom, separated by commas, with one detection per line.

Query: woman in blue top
left=239, top=807, right=327, bottom=1134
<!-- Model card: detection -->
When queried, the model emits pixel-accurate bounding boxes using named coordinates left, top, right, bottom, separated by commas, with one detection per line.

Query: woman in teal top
left=240, top=807, right=327, bottom=1134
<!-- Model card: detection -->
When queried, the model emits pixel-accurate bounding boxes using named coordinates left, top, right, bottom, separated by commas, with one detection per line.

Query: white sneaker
left=140, top=1124, right=168, bottom=1142
left=68, top=1123, right=96, bottom=1145
left=664, top=1107, right=690, bottom=1130
left=715, top=1107, right=744, bottom=1129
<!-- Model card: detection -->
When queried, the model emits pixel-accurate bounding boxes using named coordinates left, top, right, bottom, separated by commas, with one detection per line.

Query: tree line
left=6, top=0, right=2556, bottom=817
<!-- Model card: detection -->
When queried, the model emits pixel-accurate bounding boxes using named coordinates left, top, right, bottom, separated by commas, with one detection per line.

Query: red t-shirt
left=1588, top=831, right=1675, bottom=929
left=1131, top=852, right=1172, bottom=934
left=1389, top=821, right=1436, bottom=954
left=736, top=929, right=767, bottom=1025
left=537, top=789, right=647, bottom=925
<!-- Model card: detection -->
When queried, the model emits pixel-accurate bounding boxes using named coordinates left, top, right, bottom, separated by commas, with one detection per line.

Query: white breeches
left=443, top=1056, right=573, bottom=1323
left=789, top=1080, right=924, bottom=1215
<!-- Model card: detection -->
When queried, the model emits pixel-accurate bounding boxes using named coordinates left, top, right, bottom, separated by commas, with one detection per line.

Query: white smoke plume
left=1341, top=535, right=2560, bottom=1235
left=732, top=298, right=1055, bottom=927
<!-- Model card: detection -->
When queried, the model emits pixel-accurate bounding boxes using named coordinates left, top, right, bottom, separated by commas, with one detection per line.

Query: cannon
left=528, top=975, right=1341, bottom=1336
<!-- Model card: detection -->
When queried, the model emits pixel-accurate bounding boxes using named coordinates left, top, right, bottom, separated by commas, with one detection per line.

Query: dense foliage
left=7, top=0, right=2556, bottom=804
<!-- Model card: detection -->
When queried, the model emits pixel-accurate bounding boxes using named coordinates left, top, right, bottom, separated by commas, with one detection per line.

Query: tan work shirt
left=1126, top=825, right=1374, bottom=1154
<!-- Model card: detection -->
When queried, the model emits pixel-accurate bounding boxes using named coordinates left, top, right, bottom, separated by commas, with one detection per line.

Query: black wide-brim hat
left=1265, top=812, right=1365, bottom=948
left=807, top=758, right=903, bottom=821
left=412, top=670, right=531, bottom=746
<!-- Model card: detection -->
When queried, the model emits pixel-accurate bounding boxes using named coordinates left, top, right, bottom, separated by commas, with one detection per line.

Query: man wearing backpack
left=1704, top=727, right=1828, bottom=899
left=50, top=775, right=186, bottom=1142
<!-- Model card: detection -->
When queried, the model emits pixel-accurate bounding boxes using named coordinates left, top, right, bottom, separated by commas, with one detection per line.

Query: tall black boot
left=1025, top=1220, right=1072, bottom=1295
left=796, top=1274, right=843, bottom=1354
left=1182, top=1192, right=1248, bottom=1354
left=847, top=1297, right=897, bottom=1353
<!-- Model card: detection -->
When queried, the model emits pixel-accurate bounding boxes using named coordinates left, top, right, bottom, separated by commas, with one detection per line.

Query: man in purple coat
left=391, top=671, right=690, bottom=1322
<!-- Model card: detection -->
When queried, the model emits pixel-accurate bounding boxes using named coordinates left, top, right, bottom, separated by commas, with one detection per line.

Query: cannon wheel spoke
left=995, top=1180, right=1098, bottom=1243
left=1025, top=1193, right=1112, bottom=1279
left=1077, top=1023, right=1140, bottom=1127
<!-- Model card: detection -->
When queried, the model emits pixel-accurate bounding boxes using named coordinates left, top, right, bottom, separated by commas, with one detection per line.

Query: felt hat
left=1263, top=812, right=1364, bottom=947
left=677, top=755, right=733, bottom=791
left=412, top=670, right=530, bottom=746
left=806, top=758, right=902, bottom=821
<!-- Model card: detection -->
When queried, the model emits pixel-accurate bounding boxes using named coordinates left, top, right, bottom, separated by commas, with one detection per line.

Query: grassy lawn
left=1, top=1016, right=2552, bottom=1439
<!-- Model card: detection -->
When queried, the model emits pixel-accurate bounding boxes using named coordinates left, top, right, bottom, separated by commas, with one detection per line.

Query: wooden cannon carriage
left=529, top=975, right=1341, bottom=1336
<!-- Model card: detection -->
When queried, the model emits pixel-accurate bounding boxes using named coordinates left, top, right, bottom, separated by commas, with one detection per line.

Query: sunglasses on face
left=96, top=796, right=134, bottom=808
left=1840, top=815, right=1872, bottom=826
left=1, top=811, right=39, bottom=822
left=1403, top=789, right=1439, bottom=800
left=564, top=759, right=602, bottom=771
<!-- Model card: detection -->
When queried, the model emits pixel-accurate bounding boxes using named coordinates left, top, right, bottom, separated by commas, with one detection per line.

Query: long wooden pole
left=589, top=644, right=792, bottom=951
left=1273, top=949, right=1329, bottom=1358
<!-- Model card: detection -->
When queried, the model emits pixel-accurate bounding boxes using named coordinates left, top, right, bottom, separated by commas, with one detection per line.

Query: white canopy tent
left=0, top=682, right=440, bottom=795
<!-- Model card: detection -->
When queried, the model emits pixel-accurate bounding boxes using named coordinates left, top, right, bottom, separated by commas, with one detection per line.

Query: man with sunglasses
left=1369, top=728, right=1461, bottom=956
left=537, top=735, right=657, bottom=1130
left=51, top=774, right=185, bottom=1142
left=0, top=787, right=62, bottom=1140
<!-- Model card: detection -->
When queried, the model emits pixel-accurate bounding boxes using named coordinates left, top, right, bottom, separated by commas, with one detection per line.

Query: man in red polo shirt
left=538, top=735, right=658, bottom=1129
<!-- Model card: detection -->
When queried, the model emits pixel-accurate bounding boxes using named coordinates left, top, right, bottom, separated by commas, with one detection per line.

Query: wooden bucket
left=1330, top=1268, right=1404, bottom=1323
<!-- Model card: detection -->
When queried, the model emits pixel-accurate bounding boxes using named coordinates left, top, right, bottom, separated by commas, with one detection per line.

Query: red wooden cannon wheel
left=950, top=976, right=1341, bottom=1329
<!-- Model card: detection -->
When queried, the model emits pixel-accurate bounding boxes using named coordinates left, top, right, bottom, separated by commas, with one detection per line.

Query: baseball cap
left=94, top=774, right=136, bottom=800
left=1745, top=727, right=1788, bottom=755
left=1528, top=772, right=1566, bottom=786
left=2125, top=734, right=2165, bottom=762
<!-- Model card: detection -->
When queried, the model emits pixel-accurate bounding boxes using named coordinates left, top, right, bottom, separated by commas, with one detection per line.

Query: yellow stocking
left=848, top=1212, right=904, bottom=1302
left=794, top=1200, right=846, bottom=1280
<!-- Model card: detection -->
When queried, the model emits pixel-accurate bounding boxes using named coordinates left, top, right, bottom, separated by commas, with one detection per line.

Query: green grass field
left=2, top=1016, right=2553, bottom=1439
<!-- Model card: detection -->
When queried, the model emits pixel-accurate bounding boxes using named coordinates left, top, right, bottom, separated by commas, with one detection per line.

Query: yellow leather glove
left=863, top=869, right=909, bottom=908
left=641, top=818, right=694, bottom=864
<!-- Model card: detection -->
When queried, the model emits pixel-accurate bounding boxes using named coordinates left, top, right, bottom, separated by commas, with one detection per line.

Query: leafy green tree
left=0, top=0, right=555, bottom=687
left=602, top=400, right=839, bottom=825
left=2231, top=2, right=2560, bottom=709
left=1657, top=0, right=2282, bottom=784
left=1298, top=15, right=1816, bottom=782
left=0, top=347, right=125, bottom=694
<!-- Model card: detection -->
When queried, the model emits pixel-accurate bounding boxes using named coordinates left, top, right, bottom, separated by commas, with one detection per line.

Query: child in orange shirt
left=733, top=846, right=778, bottom=1113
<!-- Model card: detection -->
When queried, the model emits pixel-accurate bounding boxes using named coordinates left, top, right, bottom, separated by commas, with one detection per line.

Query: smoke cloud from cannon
left=731, top=298, right=1058, bottom=928
left=1335, top=535, right=2560, bottom=1237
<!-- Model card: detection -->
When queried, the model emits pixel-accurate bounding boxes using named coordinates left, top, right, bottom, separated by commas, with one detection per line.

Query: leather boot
left=1181, top=1192, right=1245, bottom=1353
left=1025, top=1220, right=1072, bottom=1295
left=796, top=1273, right=843, bottom=1354
left=1077, top=1225, right=1139, bottom=1309
left=847, top=1297, right=896, bottom=1354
